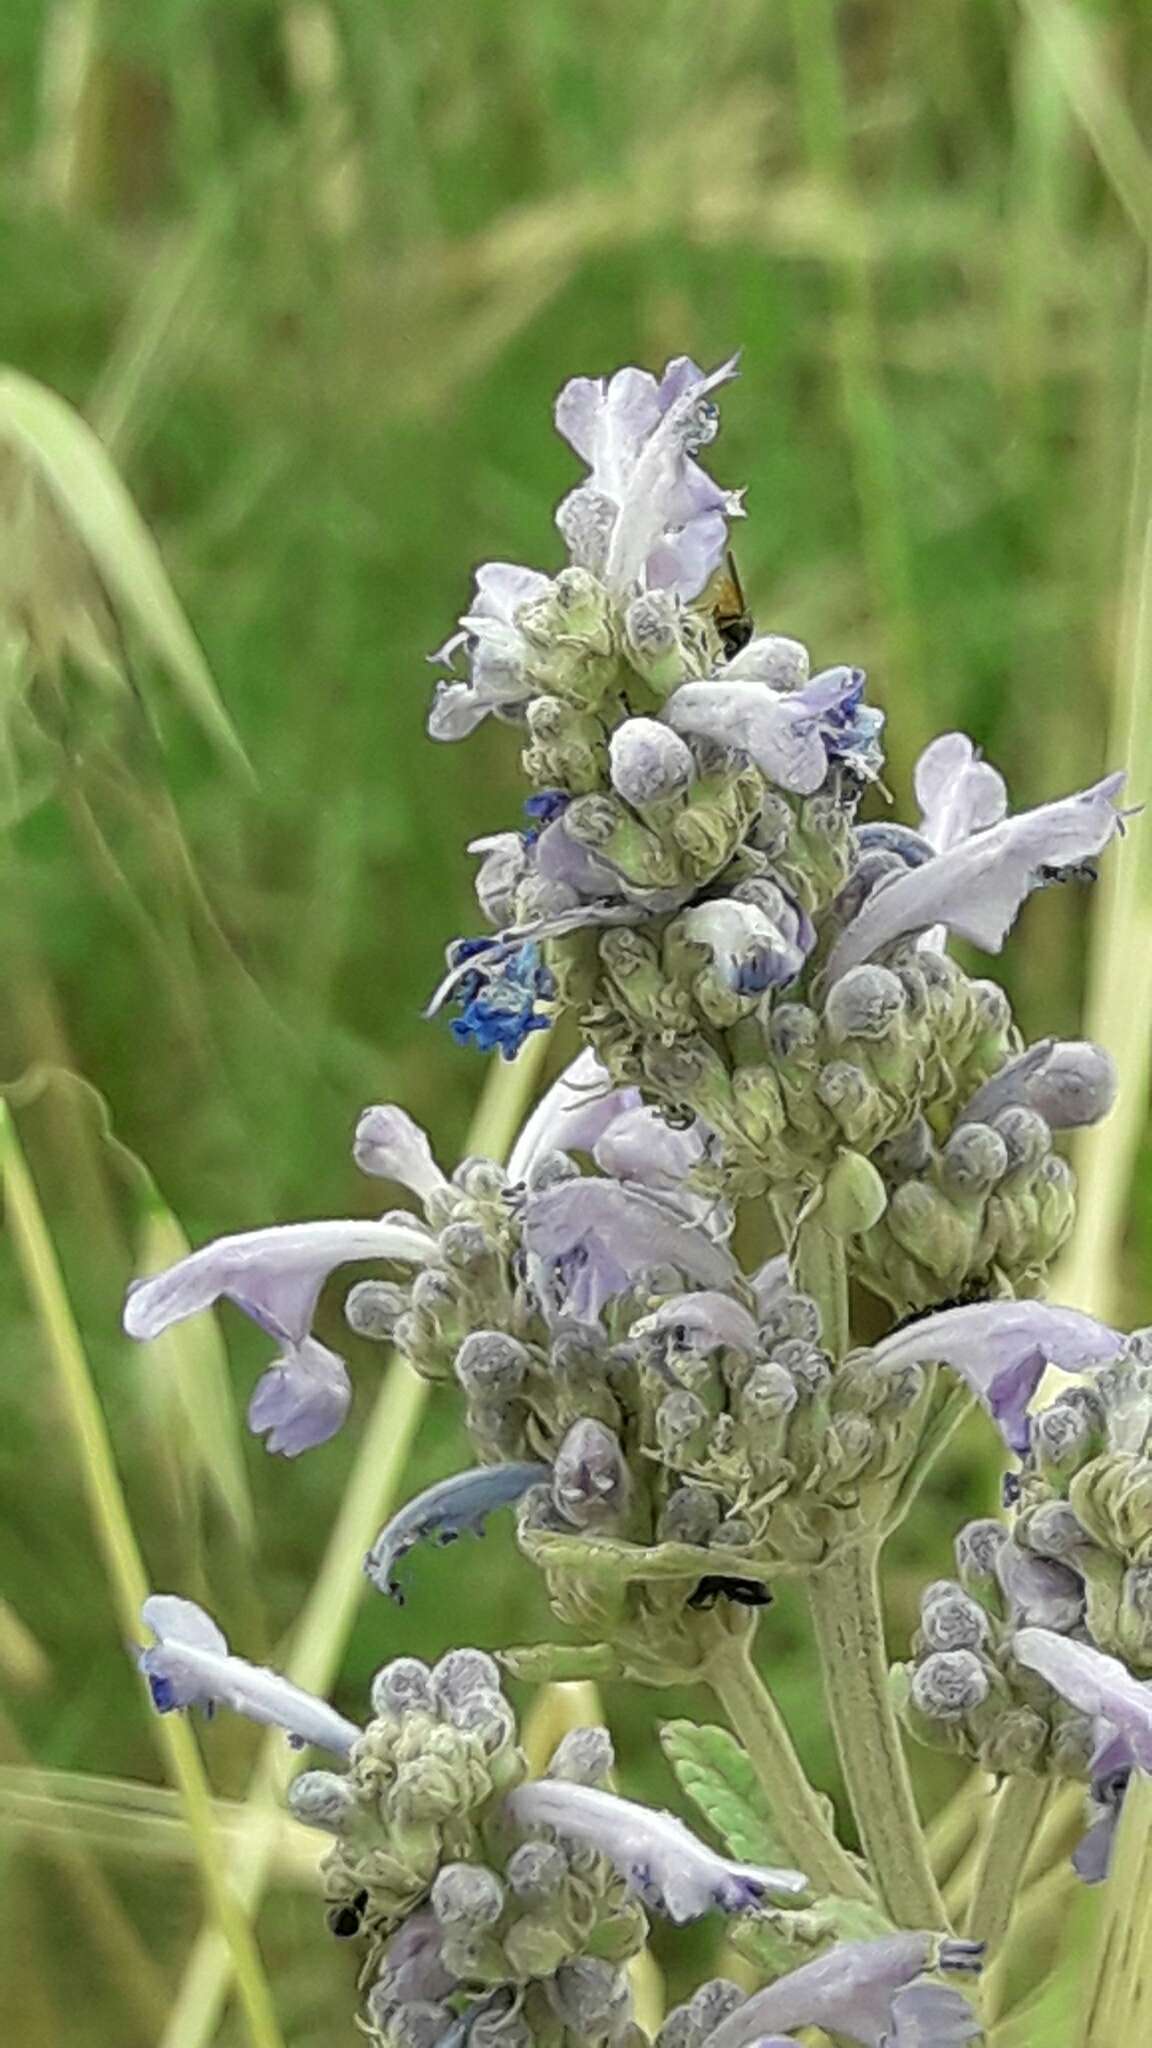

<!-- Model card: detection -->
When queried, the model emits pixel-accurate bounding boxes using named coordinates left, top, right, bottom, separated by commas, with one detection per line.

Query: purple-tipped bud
left=609, top=718, right=697, bottom=806
left=911, top=1650, right=989, bottom=1719
left=506, top=1840, right=569, bottom=1903
left=430, top=1862, right=505, bottom=1930
left=990, top=1105, right=1052, bottom=1173
left=547, top=1958, right=632, bottom=2039
left=548, top=1725, right=615, bottom=1785
left=919, top=1586, right=990, bottom=1653
left=961, top=1039, right=1119, bottom=1132
left=659, top=1485, right=723, bottom=1546
left=345, top=1279, right=410, bottom=1340
left=939, top=1123, right=1009, bottom=1197
left=432, top=1649, right=503, bottom=1707
left=371, top=1657, right=433, bottom=1718
left=553, top=1418, right=632, bottom=1527
left=824, top=965, right=907, bottom=1042
left=454, top=1331, right=531, bottom=1396
left=287, top=1769, right=358, bottom=1832
left=954, top=1518, right=1009, bottom=1593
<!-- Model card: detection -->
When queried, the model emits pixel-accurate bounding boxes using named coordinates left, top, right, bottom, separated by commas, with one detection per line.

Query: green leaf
left=731, top=1893, right=895, bottom=1976
left=659, top=1719, right=788, bottom=1864
left=0, top=366, right=251, bottom=776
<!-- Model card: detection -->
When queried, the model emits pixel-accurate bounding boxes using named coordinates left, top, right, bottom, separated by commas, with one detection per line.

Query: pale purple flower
left=700, top=1935, right=983, bottom=2048
left=468, top=831, right=529, bottom=928
left=138, top=1595, right=360, bottom=1753
left=915, top=733, right=1008, bottom=854
left=958, top=1038, right=1118, bottom=1132
left=365, top=1462, right=550, bottom=1603
left=504, top=1778, right=806, bottom=1922
left=506, top=1049, right=637, bottom=1185
left=1014, top=1628, right=1152, bottom=1769
left=124, top=1217, right=436, bottom=1454
left=721, top=634, right=810, bottom=689
left=824, top=773, right=1126, bottom=982
left=662, top=679, right=830, bottom=795
left=872, top=1302, right=1123, bottom=1453
left=591, top=1104, right=715, bottom=1197
left=353, top=1106, right=449, bottom=1201
left=522, top=1179, right=738, bottom=1325
left=554, top=356, right=741, bottom=599
left=680, top=895, right=811, bottom=996
left=428, top=561, right=552, bottom=740
left=1070, top=1729, right=1134, bottom=1884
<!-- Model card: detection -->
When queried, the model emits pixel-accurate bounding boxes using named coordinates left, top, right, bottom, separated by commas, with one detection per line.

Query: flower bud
left=439, top=1222, right=496, bottom=1272
left=715, top=1515, right=753, bottom=1547
left=450, top=1692, right=518, bottom=1751
left=553, top=1418, right=632, bottom=1527
left=658, top=1484, right=723, bottom=1546
left=954, top=1518, right=1009, bottom=1595
left=919, top=1586, right=990, bottom=1653
left=431, top=1862, right=505, bottom=1931
left=1034, top=1401, right=1098, bottom=1485
left=391, top=1756, right=461, bottom=1824
left=939, top=1122, right=1009, bottom=1198
left=368, top=1999, right=455, bottom=2048
left=548, top=1726, right=615, bottom=1785
left=624, top=591, right=689, bottom=690
left=824, top=964, right=907, bottom=1042
left=345, top=1279, right=411, bottom=1340
left=979, top=1706, right=1048, bottom=1776
left=454, top=1332, right=531, bottom=1397
left=750, top=791, right=795, bottom=857
left=354, top=1106, right=446, bottom=1199
left=372, top=1657, right=433, bottom=1719
left=609, top=719, right=696, bottom=807
left=776, top=1338, right=831, bottom=1400
left=505, top=1839, right=569, bottom=1904
left=768, top=1002, right=820, bottom=1060
left=287, top=1770, right=357, bottom=1832
left=471, top=2006, right=532, bottom=2048
left=968, top=1039, right=1118, bottom=1132
left=736, top=1361, right=799, bottom=1426
left=1117, top=1560, right=1152, bottom=1664
left=432, top=1648, right=503, bottom=1708
left=911, top=1650, right=990, bottom=1719
left=547, top=1958, right=632, bottom=2039
left=968, top=978, right=1013, bottom=1039
left=1018, top=1500, right=1092, bottom=1560
left=816, top=1061, right=881, bottom=1145
left=410, top=1270, right=461, bottom=1322
left=655, top=1390, right=711, bottom=1459
left=874, top=1117, right=934, bottom=1182
left=990, top=1106, right=1051, bottom=1174
left=452, top=1157, right=508, bottom=1197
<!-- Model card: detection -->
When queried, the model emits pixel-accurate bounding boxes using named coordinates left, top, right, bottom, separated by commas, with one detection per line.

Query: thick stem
left=705, top=1625, right=873, bottom=1902
left=964, top=1774, right=1049, bottom=1956
left=807, top=1540, right=948, bottom=1929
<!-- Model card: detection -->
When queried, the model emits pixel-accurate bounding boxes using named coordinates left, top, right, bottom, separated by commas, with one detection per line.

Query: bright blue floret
left=522, top=788, right=570, bottom=843
left=448, top=938, right=556, bottom=1058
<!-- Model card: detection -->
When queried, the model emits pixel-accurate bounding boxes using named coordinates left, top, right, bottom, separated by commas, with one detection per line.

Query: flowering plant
left=127, top=355, right=1150, bottom=2046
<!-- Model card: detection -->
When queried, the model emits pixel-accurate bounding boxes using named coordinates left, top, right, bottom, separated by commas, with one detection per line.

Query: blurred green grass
left=0, top=1, right=1151, bottom=2042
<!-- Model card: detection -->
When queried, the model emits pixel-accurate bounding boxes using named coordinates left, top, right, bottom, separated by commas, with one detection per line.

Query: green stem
left=882, top=1382, right=975, bottom=1535
left=806, top=1540, right=948, bottom=1929
left=964, top=1774, right=1049, bottom=1957
left=705, top=1623, right=873, bottom=1902
left=792, top=1212, right=850, bottom=1360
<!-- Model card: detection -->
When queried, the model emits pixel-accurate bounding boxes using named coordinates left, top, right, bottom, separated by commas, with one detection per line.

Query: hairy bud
left=430, top=1862, right=505, bottom=1930
left=824, top=964, right=907, bottom=1042
left=288, top=1770, right=357, bottom=1832
left=506, top=1839, right=569, bottom=1904
left=345, top=1279, right=411, bottom=1340
left=919, top=1585, right=990, bottom=1653
left=553, top=1419, right=632, bottom=1527
left=609, top=718, right=696, bottom=807
left=911, top=1650, right=990, bottom=1719
left=454, top=1332, right=531, bottom=1396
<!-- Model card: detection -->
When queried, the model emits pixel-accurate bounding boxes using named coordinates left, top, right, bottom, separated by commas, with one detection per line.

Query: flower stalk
left=807, top=1540, right=948, bottom=1929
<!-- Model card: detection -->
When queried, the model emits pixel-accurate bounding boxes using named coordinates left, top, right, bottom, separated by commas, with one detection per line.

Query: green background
left=0, top=1, right=1150, bottom=2042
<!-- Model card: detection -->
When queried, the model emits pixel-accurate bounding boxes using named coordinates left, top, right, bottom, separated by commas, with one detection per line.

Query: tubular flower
left=138, top=1596, right=360, bottom=1753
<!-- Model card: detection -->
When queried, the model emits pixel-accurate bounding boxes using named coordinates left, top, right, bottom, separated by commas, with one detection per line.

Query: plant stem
left=705, top=1625, right=873, bottom=1902
left=1077, top=1770, right=1152, bottom=2046
left=793, top=1211, right=850, bottom=1360
left=806, top=1540, right=947, bottom=1928
left=964, top=1775, right=1049, bottom=1955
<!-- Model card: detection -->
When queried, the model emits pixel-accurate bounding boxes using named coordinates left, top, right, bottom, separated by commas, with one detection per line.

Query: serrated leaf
left=660, top=1719, right=787, bottom=1863
left=0, top=366, right=251, bottom=775
left=731, top=1892, right=895, bottom=1975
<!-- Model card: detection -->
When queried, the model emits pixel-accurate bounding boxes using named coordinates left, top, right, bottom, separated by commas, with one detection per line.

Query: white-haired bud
left=609, top=718, right=696, bottom=807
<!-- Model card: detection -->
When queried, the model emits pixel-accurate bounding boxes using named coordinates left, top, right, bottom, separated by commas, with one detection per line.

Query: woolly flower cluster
left=122, top=353, right=1149, bottom=2039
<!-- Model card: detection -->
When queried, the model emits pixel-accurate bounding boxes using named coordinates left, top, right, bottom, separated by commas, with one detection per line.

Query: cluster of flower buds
left=137, top=1599, right=815, bottom=2046
left=893, top=1517, right=1098, bottom=1781
left=1010, top=1335, right=1152, bottom=1671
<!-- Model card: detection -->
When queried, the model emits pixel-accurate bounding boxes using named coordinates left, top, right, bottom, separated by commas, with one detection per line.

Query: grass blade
left=0, top=1100, right=285, bottom=2048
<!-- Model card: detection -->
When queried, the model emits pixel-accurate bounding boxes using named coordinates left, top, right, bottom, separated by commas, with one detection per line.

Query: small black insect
left=688, top=1576, right=773, bottom=1611
left=327, top=1888, right=369, bottom=1939
left=887, top=1283, right=991, bottom=1338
